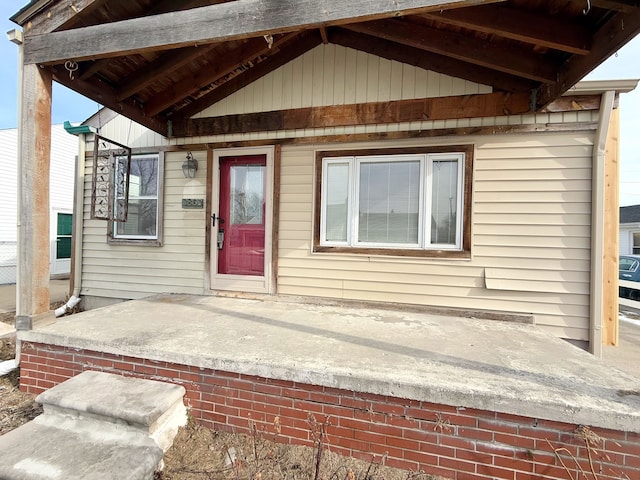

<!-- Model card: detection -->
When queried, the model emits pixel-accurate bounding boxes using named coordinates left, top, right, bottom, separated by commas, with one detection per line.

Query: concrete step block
left=36, top=370, right=187, bottom=450
left=0, top=415, right=163, bottom=480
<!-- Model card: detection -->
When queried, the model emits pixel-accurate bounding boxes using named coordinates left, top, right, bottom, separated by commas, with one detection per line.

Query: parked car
left=619, top=255, right=640, bottom=300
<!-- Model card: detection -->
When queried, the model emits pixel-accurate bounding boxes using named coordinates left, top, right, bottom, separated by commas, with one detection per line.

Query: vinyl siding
left=277, top=133, right=593, bottom=341
left=79, top=145, right=206, bottom=299
left=86, top=44, right=599, bottom=343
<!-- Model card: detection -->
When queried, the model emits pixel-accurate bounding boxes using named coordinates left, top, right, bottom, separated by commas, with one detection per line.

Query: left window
left=108, top=153, right=163, bottom=246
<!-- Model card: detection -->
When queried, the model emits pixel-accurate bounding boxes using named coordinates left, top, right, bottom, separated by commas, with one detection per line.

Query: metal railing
left=0, top=241, right=17, bottom=285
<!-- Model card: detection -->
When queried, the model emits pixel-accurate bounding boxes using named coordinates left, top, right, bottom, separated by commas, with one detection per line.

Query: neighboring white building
left=619, top=205, right=640, bottom=255
left=0, top=124, right=77, bottom=284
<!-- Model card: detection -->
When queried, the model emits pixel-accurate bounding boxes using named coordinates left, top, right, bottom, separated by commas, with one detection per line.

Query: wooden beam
left=540, top=95, right=601, bottom=113
left=51, top=66, right=168, bottom=136
left=422, top=5, right=591, bottom=55
left=343, top=19, right=558, bottom=83
left=22, top=0, right=506, bottom=65
left=144, top=34, right=297, bottom=117
left=171, top=31, right=323, bottom=121
left=116, top=45, right=217, bottom=101
left=173, top=92, right=532, bottom=137
left=602, top=106, right=620, bottom=346
left=330, top=29, right=536, bottom=93
left=16, top=63, right=52, bottom=329
left=536, top=10, right=640, bottom=107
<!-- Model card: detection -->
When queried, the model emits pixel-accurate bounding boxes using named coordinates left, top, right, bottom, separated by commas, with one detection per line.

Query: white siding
left=619, top=226, right=637, bottom=255
left=0, top=125, right=76, bottom=284
left=277, top=133, right=594, bottom=341
left=80, top=145, right=206, bottom=299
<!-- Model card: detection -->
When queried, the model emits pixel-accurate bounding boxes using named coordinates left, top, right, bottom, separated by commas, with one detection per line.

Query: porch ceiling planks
left=22, top=0, right=504, bottom=65
left=12, top=0, right=640, bottom=136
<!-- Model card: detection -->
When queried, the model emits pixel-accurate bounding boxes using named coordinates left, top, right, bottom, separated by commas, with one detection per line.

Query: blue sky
left=2, top=1, right=639, bottom=204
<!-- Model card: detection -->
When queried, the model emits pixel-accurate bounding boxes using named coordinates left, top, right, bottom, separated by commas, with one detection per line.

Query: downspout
left=56, top=122, right=95, bottom=317
left=589, top=90, right=615, bottom=357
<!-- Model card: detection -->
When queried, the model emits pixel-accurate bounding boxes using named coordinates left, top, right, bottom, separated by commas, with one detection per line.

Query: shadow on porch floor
left=17, top=293, right=640, bottom=434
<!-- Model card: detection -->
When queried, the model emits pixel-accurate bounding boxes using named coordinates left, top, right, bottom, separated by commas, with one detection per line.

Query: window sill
left=107, top=238, right=163, bottom=247
left=313, top=245, right=470, bottom=259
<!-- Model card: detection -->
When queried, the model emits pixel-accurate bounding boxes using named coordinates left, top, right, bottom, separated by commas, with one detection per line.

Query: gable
left=195, top=44, right=492, bottom=119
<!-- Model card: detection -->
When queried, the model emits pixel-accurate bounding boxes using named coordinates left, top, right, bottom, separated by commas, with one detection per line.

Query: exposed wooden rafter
left=22, top=0, right=101, bottom=35
left=343, top=19, right=558, bottom=83
left=145, top=33, right=300, bottom=117
left=330, top=29, right=536, bottom=93
left=536, top=10, right=640, bottom=107
left=51, top=66, right=168, bottom=135
left=22, top=0, right=505, bottom=65
left=171, top=31, right=323, bottom=121
left=422, top=5, right=592, bottom=55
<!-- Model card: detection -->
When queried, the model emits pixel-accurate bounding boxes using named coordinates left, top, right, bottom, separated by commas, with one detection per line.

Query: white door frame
left=210, top=146, right=274, bottom=294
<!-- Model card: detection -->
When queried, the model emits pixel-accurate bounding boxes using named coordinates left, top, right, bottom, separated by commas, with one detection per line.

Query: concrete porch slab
left=18, top=294, right=640, bottom=433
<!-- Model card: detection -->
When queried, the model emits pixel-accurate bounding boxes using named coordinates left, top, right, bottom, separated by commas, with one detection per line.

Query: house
left=0, top=124, right=76, bottom=285
left=9, top=0, right=640, bottom=349
left=8, top=2, right=640, bottom=477
left=619, top=204, right=640, bottom=255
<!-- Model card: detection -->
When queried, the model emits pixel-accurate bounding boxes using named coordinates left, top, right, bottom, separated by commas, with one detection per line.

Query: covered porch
left=17, top=294, right=640, bottom=480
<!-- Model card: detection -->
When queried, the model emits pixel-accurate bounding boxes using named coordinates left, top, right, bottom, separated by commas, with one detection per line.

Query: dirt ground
left=0, top=326, right=442, bottom=480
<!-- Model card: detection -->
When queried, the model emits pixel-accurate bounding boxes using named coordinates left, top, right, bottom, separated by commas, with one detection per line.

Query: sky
left=1, top=1, right=639, bottom=204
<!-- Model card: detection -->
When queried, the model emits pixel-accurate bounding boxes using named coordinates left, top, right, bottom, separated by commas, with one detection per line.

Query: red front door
left=217, top=155, right=266, bottom=276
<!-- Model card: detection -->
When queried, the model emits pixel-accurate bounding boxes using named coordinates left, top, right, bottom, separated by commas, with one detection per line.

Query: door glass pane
left=324, top=162, right=349, bottom=242
left=57, top=213, right=72, bottom=236
left=431, top=160, right=458, bottom=245
left=230, top=166, right=264, bottom=225
left=219, top=160, right=266, bottom=277
left=358, top=160, right=420, bottom=244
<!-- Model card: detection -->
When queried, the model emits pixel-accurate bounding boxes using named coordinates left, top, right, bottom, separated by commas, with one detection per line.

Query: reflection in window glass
left=431, top=160, right=458, bottom=245
left=114, top=155, right=160, bottom=239
left=230, top=165, right=264, bottom=225
left=358, top=161, right=420, bottom=244
left=324, top=162, right=349, bottom=242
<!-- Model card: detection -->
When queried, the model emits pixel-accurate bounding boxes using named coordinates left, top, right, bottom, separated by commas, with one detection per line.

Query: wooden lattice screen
left=91, top=135, right=132, bottom=222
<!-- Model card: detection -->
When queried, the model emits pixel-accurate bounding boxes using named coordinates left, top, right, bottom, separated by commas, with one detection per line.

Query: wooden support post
left=602, top=106, right=620, bottom=346
left=16, top=64, right=52, bottom=330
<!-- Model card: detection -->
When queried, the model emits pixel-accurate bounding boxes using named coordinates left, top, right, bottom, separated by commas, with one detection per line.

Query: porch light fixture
left=182, top=152, right=198, bottom=178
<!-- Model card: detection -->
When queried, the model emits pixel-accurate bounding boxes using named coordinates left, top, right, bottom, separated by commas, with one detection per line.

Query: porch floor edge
left=17, top=294, right=640, bottom=434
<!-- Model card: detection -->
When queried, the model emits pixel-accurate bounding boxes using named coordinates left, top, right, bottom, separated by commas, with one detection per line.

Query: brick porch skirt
left=19, top=342, right=640, bottom=480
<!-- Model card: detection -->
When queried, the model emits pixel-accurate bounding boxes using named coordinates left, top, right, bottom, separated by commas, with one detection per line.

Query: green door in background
left=52, top=212, right=72, bottom=276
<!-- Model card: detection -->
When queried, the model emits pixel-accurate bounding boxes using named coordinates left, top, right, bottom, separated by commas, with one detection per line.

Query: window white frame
left=109, top=152, right=164, bottom=246
left=315, top=146, right=471, bottom=258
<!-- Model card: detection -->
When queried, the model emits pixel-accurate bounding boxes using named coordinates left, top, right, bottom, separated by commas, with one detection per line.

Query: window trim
left=108, top=152, right=164, bottom=246
left=314, top=145, right=473, bottom=258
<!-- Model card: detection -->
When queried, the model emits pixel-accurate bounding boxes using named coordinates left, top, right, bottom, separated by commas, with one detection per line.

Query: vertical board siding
left=80, top=149, right=206, bottom=299
left=195, top=44, right=491, bottom=118
left=277, top=134, right=593, bottom=340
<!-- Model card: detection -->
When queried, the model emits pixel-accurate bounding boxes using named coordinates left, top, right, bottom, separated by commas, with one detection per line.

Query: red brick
left=339, top=417, right=371, bottom=432
left=114, top=362, right=135, bottom=372
left=403, top=448, right=438, bottom=467
left=294, top=400, right=324, bottom=414
left=478, top=418, right=519, bottom=435
left=493, top=455, right=534, bottom=473
left=216, top=405, right=239, bottom=417
left=226, top=397, right=253, bottom=411
left=421, top=465, right=457, bottom=479
left=386, top=436, right=420, bottom=451
left=404, top=427, right=438, bottom=443
left=519, top=426, right=560, bottom=442
left=323, top=404, right=354, bottom=418
left=325, top=425, right=355, bottom=441
left=457, top=427, right=493, bottom=442
left=353, top=409, right=387, bottom=424
left=371, top=401, right=404, bottom=416
left=455, top=448, right=492, bottom=465
left=354, top=429, right=384, bottom=445
left=133, top=364, right=156, bottom=375
left=447, top=414, right=478, bottom=428
left=420, top=442, right=456, bottom=459
left=476, top=463, right=515, bottom=480
left=494, top=432, right=535, bottom=450
left=438, top=456, right=476, bottom=473
left=439, top=434, right=476, bottom=450
left=340, top=396, right=370, bottom=410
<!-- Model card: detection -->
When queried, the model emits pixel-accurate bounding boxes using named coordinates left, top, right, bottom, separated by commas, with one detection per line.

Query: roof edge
left=10, top=0, right=53, bottom=26
left=568, top=79, right=639, bottom=95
